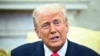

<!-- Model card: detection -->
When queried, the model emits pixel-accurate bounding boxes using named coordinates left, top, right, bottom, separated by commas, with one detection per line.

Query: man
left=11, top=3, right=99, bottom=56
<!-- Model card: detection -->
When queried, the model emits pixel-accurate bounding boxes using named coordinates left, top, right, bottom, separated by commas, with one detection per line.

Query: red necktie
left=51, top=52, right=59, bottom=56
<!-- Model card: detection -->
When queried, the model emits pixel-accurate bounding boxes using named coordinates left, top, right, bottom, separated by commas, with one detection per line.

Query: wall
left=75, top=0, right=100, bottom=30
left=0, top=10, right=34, bottom=52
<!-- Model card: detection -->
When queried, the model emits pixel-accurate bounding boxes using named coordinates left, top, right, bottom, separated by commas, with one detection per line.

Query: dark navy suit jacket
left=11, top=40, right=99, bottom=56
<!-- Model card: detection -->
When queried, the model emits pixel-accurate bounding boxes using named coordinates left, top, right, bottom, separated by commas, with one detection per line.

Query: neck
left=48, top=43, right=65, bottom=52
left=50, top=47, right=61, bottom=52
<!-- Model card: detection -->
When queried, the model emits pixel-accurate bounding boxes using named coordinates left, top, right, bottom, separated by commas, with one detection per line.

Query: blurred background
left=0, top=0, right=100, bottom=56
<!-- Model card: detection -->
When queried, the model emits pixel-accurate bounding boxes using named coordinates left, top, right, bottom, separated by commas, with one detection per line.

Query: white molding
left=0, top=31, right=27, bottom=36
left=0, top=1, right=89, bottom=10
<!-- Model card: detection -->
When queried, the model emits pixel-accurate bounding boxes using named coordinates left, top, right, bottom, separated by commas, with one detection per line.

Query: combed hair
left=32, top=3, right=67, bottom=28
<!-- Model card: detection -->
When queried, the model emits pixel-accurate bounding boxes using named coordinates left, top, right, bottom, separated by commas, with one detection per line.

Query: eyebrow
left=42, top=22, right=50, bottom=26
left=53, top=19, right=61, bottom=22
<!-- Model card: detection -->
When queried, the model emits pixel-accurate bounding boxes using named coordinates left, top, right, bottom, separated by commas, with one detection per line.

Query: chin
left=50, top=42, right=63, bottom=48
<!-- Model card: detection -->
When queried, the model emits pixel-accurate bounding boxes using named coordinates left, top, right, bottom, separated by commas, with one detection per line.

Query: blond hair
left=32, top=3, right=67, bottom=28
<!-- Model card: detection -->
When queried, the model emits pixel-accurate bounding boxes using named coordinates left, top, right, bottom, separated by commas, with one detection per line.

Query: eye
left=54, top=19, right=61, bottom=26
left=42, top=22, right=50, bottom=29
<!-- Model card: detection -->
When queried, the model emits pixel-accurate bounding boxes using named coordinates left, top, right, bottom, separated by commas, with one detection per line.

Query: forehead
left=37, top=8, right=64, bottom=20
left=37, top=12, right=64, bottom=23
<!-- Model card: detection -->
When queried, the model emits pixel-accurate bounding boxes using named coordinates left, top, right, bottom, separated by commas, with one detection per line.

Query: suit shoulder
left=12, top=41, right=42, bottom=51
left=68, top=41, right=99, bottom=56
left=11, top=41, right=43, bottom=56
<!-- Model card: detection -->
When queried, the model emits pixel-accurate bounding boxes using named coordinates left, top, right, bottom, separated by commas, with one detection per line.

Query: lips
left=50, top=36, right=59, bottom=42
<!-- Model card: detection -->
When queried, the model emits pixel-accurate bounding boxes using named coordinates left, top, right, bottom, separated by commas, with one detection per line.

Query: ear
left=66, top=23, right=69, bottom=33
left=35, top=28, right=41, bottom=39
left=35, top=28, right=38, bottom=34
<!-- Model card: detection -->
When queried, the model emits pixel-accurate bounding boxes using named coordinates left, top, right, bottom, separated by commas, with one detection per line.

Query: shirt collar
left=44, top=39, right=68, bottom=56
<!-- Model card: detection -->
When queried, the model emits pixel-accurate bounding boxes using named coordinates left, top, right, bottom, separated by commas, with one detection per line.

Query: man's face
left=35, top=11, right=69, bottom=49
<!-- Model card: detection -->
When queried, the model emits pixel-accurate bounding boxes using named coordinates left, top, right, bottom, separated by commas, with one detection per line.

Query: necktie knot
left=51, top=52, right=59, bottom=56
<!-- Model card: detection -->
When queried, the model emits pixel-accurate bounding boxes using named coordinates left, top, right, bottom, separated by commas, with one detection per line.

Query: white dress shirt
left=44, top=39, right=68, bottom=56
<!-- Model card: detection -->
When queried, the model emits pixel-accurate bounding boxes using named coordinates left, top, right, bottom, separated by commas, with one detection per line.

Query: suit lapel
left=32, top=41, right=45, bottom=56
left=65, top=40, right=74, bottom=56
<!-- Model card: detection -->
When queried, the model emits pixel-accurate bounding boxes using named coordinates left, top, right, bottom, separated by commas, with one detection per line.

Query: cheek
left=39, top=29, right=50, bottom=39
left=58, top=26, right=67, bottom=33
left=57, top=25, right=68, bottom=37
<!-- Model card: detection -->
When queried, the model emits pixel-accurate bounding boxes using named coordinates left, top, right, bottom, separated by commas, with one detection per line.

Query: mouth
left=50, top=36, right=59, bottom=42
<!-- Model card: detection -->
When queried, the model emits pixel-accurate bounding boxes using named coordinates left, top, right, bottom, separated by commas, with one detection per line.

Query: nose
left=50, top=24, right=56, bottom=34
